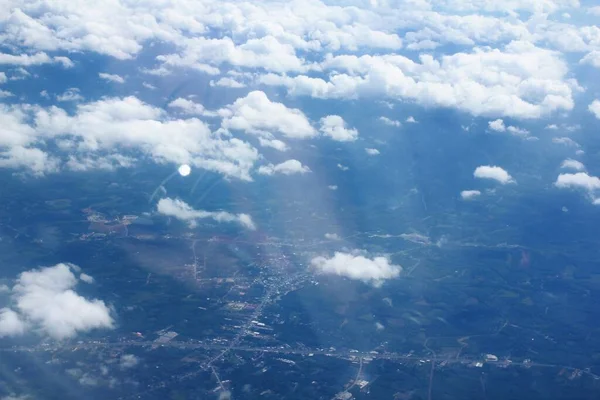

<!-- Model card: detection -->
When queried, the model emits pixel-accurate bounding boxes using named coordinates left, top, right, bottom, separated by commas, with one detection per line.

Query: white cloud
left=555, top=172, right=600, bottom=191
left=156, top=35, right=307, bottom=74
left=0, top=308, right=27, bottom=337
left=257, top=159, right=310, bottom=176
left=156, top=197, right=256, bottom=230
left=210, top=77, right=246, bottom=88
left=328, top=185, right=338, bottom=190
left=261, top=41, right=575, bottom=119
left=507, top=125, right=529, bottom=136
left=319, top=115, right=358, bottom=142
left=56, top=88, right=83, bottom=102
left=258, top=138, right=288, bottom=151
left=552, top=137, right=580, bottom=147
left=0, top=0, right=403, bottom=66
left=324, top=233, right=340, bottom=240
left=0, top=52, right=71, bottom=67
left=142, top=82, right=156, bottom=90
left=474, top=165, right=515, bottom=184
left=0, top=263, right=114, bottom=340
left=119, top=354, right=139, bottom=369
left=406, top=116, right=417, bottom=123
left=545, top=124, right=579, bottom=131
left=0, top=97, right=259, bottom=180
left=589, top=100, right=600, bottom=119
left=379, top=116, right=401, bottom=127
left=79, top=273, right=94, bottom=283
left=488, top=119, right=529, bottom=136
left=589, top=6, right=600, bottom=16
left=65, top=154, right=136, bottom=172
left=337, top=163, right=349, bottom=171
left=99, top=73, right=125, bottom=84
left=0, top=72, right=6, bottom=83
left=168, top=98, right=209, bottom=116
left=310, top=250, right=401, bottom=287
left=460, top=190, right=481, bottom=200
left=488, top=119, right=506, bottom=132
left=0, top=146, right=59, bottom=177
left=220, top=91, right=316, bottom=140
left=365, top=148, right=380, bottom=155
left=560, top=159, right=585, bottom=171
left=580, top=51, right=600, bottom=68
left=0, top=90, right=14, bottom=98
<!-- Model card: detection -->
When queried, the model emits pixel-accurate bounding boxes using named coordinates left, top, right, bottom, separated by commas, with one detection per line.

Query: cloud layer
left=0, top=97, right=259, bottom=179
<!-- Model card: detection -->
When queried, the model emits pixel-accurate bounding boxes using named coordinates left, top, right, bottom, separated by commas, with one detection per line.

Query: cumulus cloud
left=220, top=91, right=316, bottom=140
left=590, top=100, right=600, bottom=119
left=310, top=250, right=401, bottom=287
left=0, top=97, right=259, bottom=180
left=79, top=273, right=94, bottom=283
left=258, top=138, right=288, bottom=151
left=324, top=233, right=340, bottom=240
left=0, top=146, right=60, bottom=176
left=0, top=264, right=113, bottom=340
left=56, top=88, right=83, bottom=102
left=560, top=159, right=585, bottom=171
left=157, top=197, right=256, bottom=230
left=488, top=119, right=506, bottom=132
left=168, top=98, right=212, bottom=116
left=337, top=163, right=349, bottom=171
left=257, top=159, right=310, bottom=176
left=555, top=172, right=600, bottom=191
left=406, top=116, right=417, bottom=123
left=488, top=119, right=530, bottom=136
left=460, top=190, right=481, bottom=200
left=365, top=148, right=380, bottom=155
left=0, top=52, right=72, bottom=67
left=474, top=165, right=515, bottom=184
left=319, top=115, right=358, bottom=142
left=379, top=116, right=401, bottom=127
left=99, top=73, right=125, bottom=84
left=0, top=308, right=27, bottom=337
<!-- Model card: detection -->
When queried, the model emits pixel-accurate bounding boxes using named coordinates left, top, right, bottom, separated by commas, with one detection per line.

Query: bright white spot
left=178, top=164, right=191, bottom=177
